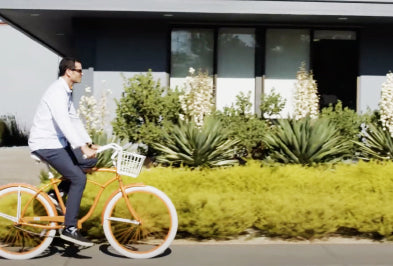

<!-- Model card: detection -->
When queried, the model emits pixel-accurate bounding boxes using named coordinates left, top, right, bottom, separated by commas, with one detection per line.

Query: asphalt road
left=1, top=240, right=393, bottom=266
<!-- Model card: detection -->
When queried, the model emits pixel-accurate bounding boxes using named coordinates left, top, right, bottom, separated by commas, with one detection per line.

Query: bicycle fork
left=104, top=183, right=144, bottom=226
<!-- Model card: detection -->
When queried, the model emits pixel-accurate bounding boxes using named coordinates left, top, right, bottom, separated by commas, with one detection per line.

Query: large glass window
left=216, top=28, right=256, bottom=112
left=265, top=29, right=310, bottom=78
left=171, top=29, right=214, bottom=77
left=217, top=28, right=255, bottom=78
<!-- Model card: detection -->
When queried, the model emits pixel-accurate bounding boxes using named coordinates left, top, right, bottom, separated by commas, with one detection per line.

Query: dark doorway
left=312, top=40, right=358, bottom=110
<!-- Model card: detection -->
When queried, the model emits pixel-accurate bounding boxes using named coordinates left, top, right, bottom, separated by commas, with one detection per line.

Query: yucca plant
left=354, top=122, right=393, bottom=160
left=263, top=118, right=352, bottom=164
left=153, top=119, right=240, bottom=168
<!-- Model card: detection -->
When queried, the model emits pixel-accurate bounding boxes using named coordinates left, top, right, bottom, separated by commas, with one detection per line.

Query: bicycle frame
left=13, top=167, right=146, bottom=230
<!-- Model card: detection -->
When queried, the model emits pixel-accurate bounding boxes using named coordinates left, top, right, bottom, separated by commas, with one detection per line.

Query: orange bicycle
left=0, top=143, right=178, bottom=260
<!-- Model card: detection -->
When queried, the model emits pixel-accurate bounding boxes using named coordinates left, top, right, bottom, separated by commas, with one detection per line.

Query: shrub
left=112, top=71, right=182, bottom=157
left=0, top=120, right=10, bottom=146
left=153, top=118, right=240, bottom=168
left=0, top=115, right=28, bottom=147
left=213, top=92, right=269, bottom=158
left=321, top=101, right=369, bottom=154
left=30, top=160, right=393, bottom=240
left=260, top=89, right=286, bottom=119
left=263, top=118, right=352, bottom=164
left=354, top=122, right=393, bottom=160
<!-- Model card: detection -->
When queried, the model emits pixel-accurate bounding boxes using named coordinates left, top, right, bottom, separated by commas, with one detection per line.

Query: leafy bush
left=263, top=118, right=352, bottom=164
left=153, top=118, right=240, bottom=168
left=259, top=89, right=286, bottom=119
left=321, top=101, right=369, bottom=154
left=73, top=160, right=393, bottom=240
left=112, top=71, right=182, bottom=156
left=213, top=92, right=269, bottom=158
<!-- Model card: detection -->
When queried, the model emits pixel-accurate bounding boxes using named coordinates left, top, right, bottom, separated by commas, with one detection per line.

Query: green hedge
left=73, top=160, right=393, bottom=241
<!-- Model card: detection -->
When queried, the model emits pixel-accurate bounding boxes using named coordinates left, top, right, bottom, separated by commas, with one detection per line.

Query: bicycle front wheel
left=0, top=185, right=56, bottom=260
left=102, top=186, right=178, bottom=259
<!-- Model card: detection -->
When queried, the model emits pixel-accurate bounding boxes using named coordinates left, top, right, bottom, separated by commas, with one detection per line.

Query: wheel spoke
left=106, top=217, right=140, bottom=225
left=0, top=212, right=17, bottom=223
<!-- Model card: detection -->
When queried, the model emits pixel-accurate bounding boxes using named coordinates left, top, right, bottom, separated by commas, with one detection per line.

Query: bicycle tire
left=102, top=186, right=178, bottom=259
left=0, top=185, right=56, bottom=260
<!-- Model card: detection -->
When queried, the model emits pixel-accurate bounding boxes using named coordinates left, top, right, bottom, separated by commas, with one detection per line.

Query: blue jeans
left=33, top=145, right=97, bottom=227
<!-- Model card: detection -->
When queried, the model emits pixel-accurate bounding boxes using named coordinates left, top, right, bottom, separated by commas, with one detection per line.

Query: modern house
left=1, top=0, right=393, bottom=119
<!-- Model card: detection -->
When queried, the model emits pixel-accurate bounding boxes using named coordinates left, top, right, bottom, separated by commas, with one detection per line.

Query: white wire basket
left=116, top=150, right=146, bottom=178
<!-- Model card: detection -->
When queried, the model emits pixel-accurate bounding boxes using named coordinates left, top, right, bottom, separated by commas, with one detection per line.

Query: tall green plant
left=153, top=119, right=240, bottom=168
left=293, top=62, right=319, bottom=120
left=263, top=118, right=352, bottom=164
left=179, top=68, right=214, bottom=128
left=379, top=72, right=393, bottom=136
left=112, top=71, right=182, bottom=156
left=354, top=122, right=393, bottom=160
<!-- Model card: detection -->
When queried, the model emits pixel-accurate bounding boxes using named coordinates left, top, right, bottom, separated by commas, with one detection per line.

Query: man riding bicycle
left=28, top=57, right=98, bottom=247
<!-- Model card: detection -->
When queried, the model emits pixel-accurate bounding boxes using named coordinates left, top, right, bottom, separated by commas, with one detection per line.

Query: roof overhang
left=2, top=0, right=393, bottom=56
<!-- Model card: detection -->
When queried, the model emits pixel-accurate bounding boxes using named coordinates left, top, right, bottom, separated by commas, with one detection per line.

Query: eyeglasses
left=71, top=69, right=83, bottom=74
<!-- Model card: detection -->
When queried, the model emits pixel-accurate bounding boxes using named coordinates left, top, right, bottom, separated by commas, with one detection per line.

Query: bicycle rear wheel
left=0, top=185, right=56, bottom=260
left=102, top=186, right=178, bottom=259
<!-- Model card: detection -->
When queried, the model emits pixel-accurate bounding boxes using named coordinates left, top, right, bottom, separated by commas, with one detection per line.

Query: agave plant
left=263, top=118, right=352, bottom=164
left=354, top=122, right=393, bottom=160
left=153, top=119, right=240, bottom=168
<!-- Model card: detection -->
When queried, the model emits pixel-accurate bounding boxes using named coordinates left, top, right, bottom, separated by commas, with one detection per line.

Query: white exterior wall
left=264, top=79, right=296, bottom=118
left=358, top=75, right=385, bottom=112
left=0, top=23, right=60, bottom=130
left=216, top=78, right=256, bottom=113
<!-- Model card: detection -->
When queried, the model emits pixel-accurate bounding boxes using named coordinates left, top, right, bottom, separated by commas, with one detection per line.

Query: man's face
left=70, top=61, right=83, bottom=84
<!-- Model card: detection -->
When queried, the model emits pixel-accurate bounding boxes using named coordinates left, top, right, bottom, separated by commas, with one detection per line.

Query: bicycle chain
left=14, top=225, right=61, bottom=238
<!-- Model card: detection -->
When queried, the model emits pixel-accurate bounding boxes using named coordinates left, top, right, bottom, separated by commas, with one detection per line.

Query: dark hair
left=58, top=57, right=81, bottom=77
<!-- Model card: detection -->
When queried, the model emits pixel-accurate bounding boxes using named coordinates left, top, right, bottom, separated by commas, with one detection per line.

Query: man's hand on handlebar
left=90, top=144, right=101, bottom=150
left=81, top=144, right=97, bottom=159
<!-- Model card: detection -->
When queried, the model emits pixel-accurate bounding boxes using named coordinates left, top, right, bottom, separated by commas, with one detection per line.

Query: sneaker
left=60, top=226, right=93, bottom=247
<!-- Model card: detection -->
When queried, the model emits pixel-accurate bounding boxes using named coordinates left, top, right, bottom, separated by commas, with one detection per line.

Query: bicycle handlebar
left=82, top=143, right=125, bottom=159
left=95, top=143, right=123, bottom=154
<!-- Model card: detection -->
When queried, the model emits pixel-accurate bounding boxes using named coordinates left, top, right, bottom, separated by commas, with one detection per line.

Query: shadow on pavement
left=50, top=237, right=92, bottom=259
left=99, top=244, right=172, bottom=259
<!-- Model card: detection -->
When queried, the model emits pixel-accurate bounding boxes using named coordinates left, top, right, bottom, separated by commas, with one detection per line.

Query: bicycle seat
left=31, top=154, right=43, bottom=163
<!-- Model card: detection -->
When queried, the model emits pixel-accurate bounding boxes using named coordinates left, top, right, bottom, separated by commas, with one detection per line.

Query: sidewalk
left=0, top=146, right=45, bottom=186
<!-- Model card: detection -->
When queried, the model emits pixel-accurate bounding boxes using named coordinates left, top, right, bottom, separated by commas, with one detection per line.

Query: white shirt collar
left=59, top=77, right=72, bottom=94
